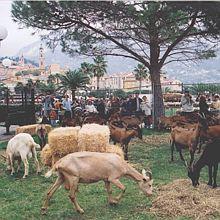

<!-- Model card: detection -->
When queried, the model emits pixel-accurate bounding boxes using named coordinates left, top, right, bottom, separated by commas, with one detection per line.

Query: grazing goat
left=41, top=152, right=153, bottom=214
left=36, top=124, right=47, bottom=149
left=6, top=133, right=41, bottom=178
left=170, top=115, right=207, bottom=165
left=188, top=138, right=220, bottom=188
left=109, top=122, right=142, bottom=160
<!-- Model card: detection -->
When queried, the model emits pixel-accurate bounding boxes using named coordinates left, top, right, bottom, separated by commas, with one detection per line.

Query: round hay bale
left=106, top=144, right=124, bottom=159
left=150, top=179, right=220, bottom=219
left=40, top=144, right=53, bottom=167
left=77, top=124, right=110, bottom=152
left=48, top=127, right=80, bottom=156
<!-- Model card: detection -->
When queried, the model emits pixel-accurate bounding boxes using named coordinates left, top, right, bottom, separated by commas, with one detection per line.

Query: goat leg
left=9, top=154, right=15, bottom=175
left=170, top=141, right=175, bottom=162
left=41, top=175, right=64, bottom=215
left=110, top=179, right=126, bottom=203
left=105, top=181, right=118, bottom=205
left=212, top=164, right=218, bottom=188
left=207, top=165, right=213, bottom=186
left=179, top=149, right=185, bottom=162
left=69, top=179, right=84, bottom=214
left=124, top=144, right=129, bottom=161
left=189, top=150, right=195, bottom=166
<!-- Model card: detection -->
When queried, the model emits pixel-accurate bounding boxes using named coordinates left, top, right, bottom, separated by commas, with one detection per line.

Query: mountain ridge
left=16, top=41, right=220, bottom=84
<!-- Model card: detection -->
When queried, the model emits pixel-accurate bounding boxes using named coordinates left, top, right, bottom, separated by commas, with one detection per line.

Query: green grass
left=0, top=130, right=219, bottom=220
left=0, top=141, right=8, bottom=150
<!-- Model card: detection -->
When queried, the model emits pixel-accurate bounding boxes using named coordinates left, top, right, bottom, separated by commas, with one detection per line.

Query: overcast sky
left=0, top=0, right=39, bottom=57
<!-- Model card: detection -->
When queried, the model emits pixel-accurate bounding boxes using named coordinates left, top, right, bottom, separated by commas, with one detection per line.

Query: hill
left=16, top=41, right=220, bottom=83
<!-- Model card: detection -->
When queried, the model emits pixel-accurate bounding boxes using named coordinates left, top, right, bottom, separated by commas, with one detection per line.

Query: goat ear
left=142, top=169, right=147, bottom=177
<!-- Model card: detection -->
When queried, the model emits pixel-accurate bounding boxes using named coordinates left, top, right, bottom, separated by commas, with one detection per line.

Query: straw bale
left=106, top=144, right=124, bottom=159
left=16, top=124, right=52, bottom=135
left=77, top=124, right=110, bottom=152
left=40, top=144, right=53, bottom=167
left=48, top=127, right=80, bottom=156
left=150, top=179, right=220, bottom=219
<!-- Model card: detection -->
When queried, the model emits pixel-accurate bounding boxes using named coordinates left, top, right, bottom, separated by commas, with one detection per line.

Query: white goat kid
left=42, top=151, right=153, bottom=214
left=6, top=133, right=41, bottom=178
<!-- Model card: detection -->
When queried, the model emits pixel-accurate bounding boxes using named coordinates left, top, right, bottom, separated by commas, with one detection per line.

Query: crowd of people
left=181, top=90, right=220, bottom=116
left=40, top=92, right=153, bottom=127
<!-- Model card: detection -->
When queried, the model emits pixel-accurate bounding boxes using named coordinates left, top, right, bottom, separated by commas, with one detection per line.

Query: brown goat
left=36, top=124, right=47, bottom=150
left=170, top=116, right=206, bottom=165
left=109, top=122, right=142, bottom=160
left=120, top=114, right=145, bottom=127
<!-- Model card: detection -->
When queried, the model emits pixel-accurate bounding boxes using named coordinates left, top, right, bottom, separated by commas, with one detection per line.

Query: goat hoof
left=41, top=207, right=47, bottom=215
left=77, top=208, right=84, bottom=214
left=23, top=175, right=27, bottom=179
left=207, top=181, right=212, bottom=186
left=109, top=199, right=118, bottom=205
left=212, top=184, right=217, bottom=188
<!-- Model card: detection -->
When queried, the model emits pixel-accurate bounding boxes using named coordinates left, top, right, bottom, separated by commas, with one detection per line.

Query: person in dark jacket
left=199, top=95, right=209, bottom=116
left=132, top=92, right=143, bottom=113
left=97, top=99, right=106, bottom=118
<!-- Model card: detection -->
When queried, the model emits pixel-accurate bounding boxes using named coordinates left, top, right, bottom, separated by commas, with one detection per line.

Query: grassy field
left=0, top=130, right=219, bottom=220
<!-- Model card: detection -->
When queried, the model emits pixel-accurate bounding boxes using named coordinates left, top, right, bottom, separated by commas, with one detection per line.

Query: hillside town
left=0, top=44, right=182, bottom=94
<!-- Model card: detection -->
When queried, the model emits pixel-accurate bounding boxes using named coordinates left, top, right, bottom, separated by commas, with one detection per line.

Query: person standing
left=43, top=94, right=53, bottom=117
left=85, top=100, right=98, bottom=113
left=132, top=92, right=142, bottom=114
left=49, top=108, right=57, bottom=127
left=181, top=90, right=194, bottom=115
left=140, top=96, right=152, bottom=128
left=62, top=95, right=72, bottom=118
left=199, top=95, right=209, bottom=116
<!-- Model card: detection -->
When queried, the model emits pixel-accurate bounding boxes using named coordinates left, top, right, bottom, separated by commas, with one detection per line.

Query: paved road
left=0, top=125, right=19, bottom=142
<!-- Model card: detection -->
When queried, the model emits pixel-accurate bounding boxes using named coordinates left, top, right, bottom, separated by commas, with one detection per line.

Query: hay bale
left=48, top=127, right=80, bottom=156
left=77, top=124, right=110, bottom=152
left=106, top=144, right=124, bottom=159
left=150, top=179, right=220, bottom=219
left=16, top=124, right=52, bottom=135
left=40, top=144, right=53, bottom=167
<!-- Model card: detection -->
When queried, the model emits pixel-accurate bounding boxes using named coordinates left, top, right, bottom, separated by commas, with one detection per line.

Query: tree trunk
left=139, top=80, right=142, bottom=94
left=150, top=70, right=165, bottom=128
left=97, top=76, right=100, bottom=90
left=71, top=89, right=76, bottom=101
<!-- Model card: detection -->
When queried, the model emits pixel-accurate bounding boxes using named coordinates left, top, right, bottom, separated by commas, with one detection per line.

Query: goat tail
left=0, top=154, right=7, bottom=160
left=45, top=166, right=56, bottom=178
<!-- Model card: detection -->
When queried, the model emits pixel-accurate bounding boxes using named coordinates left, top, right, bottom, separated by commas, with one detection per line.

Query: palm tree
left=79, top=62, right=94, bottom=77
left=58, top=70, right=90, bottom=100
left=134, top=63, right=149, bottom=93
left=93, top=56, right=107, bottom=90
left=26, top=79, right=34, bottom=92
left=14, top=82, right=24, bottom=94
left=47, top=74, right=56, bottom=84
left=54, top=73, right=61, bottom=84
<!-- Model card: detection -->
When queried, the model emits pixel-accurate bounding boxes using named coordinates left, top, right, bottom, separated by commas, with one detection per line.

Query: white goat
left=6, top=133, right=41, bottom=178
left=42, top=151, right=153, bottom=214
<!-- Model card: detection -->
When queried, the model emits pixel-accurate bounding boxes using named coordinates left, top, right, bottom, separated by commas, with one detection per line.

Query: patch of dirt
left=141, top=133, right=170, bottom=146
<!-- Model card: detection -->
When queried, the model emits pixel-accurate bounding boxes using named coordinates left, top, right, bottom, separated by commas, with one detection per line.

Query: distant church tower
left=39, top=44, right=45, bottom=74
left=19, top=54, right=25, bottom=67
